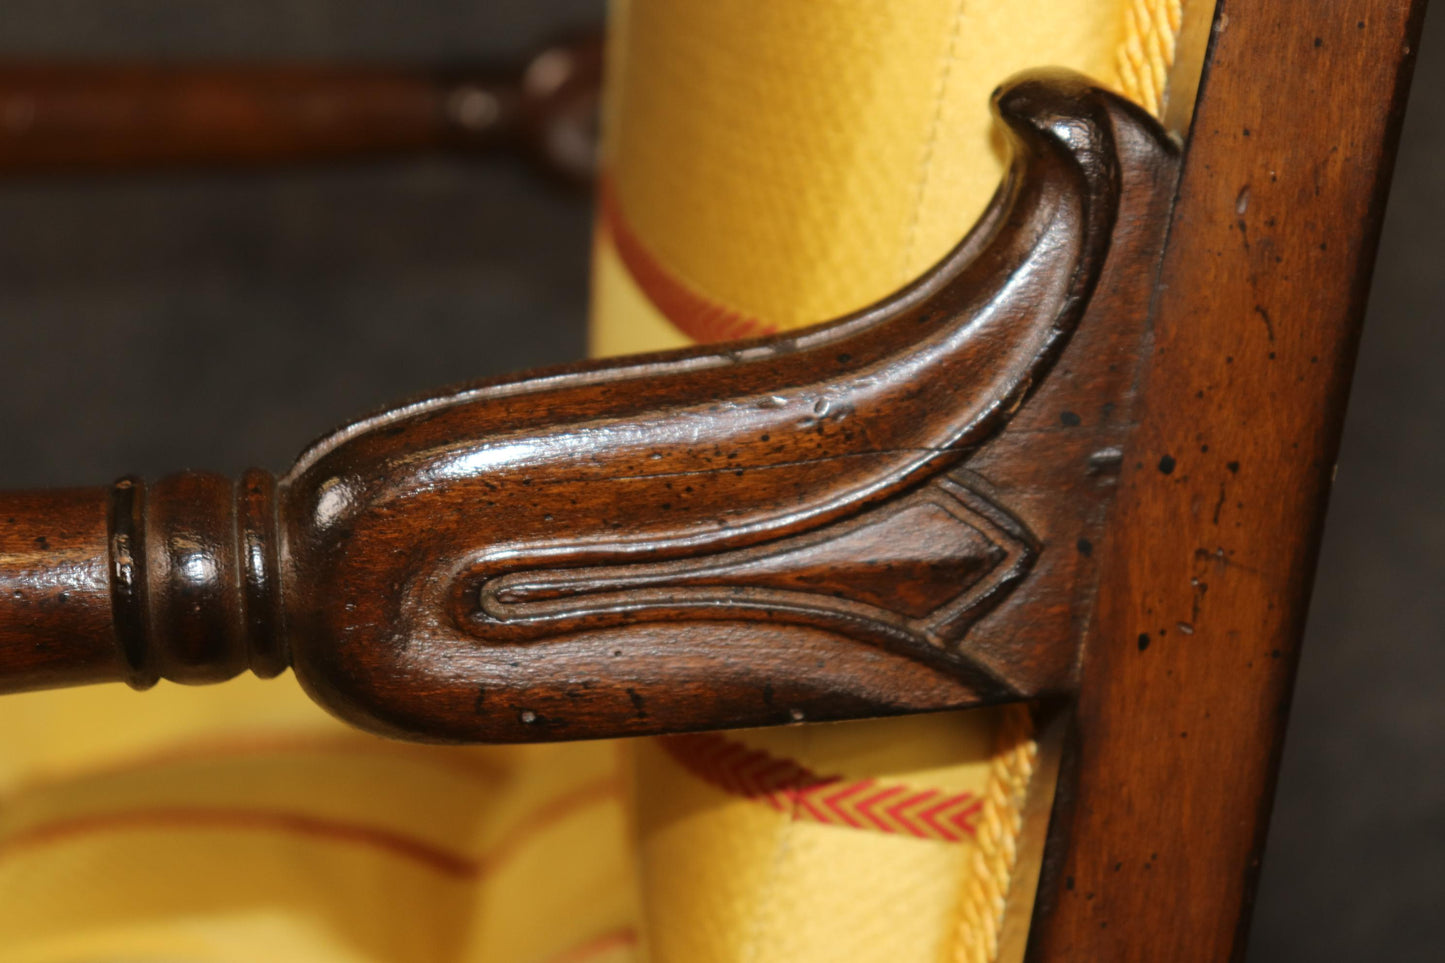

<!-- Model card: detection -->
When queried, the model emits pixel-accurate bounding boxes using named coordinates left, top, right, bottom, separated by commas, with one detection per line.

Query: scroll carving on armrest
left=0, top=71, right=1179, bottom=743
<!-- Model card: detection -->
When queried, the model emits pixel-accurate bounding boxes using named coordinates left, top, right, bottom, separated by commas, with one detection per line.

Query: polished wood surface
left=0, top=74, right=1177, bottom=743
left=0, top=34, right=601, bottom=181
left=0, top=487, right=120, bottom=692
left=1025, top=1, right=1430, bottom=960
left=0, top=11, right=1424, bottom=948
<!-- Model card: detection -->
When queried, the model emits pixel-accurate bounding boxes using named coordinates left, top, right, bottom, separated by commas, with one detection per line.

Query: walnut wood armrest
left=0, top=73, right=1177, bottom=742
left=0, top=34, right=601, bottom=182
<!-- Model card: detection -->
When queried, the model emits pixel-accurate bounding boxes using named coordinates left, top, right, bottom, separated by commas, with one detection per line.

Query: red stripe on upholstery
left=484, top=778, right=620, bottom=871
left=660, top=733, right=980, bottom=842
left=15, top=732, right=512, bottom=792
left=543, top=927, right=640, bottom=963
left=0, top=778, right=619, bottom=879
left=0, top=807, right=479, bottom=877
left=598, top=175, right=778, bottom=344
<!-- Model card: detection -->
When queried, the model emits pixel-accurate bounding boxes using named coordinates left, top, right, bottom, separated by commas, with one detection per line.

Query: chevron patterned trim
left=660, top=732, right=982, bottom=843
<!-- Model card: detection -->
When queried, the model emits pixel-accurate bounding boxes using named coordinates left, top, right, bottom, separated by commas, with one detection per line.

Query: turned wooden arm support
left=0, top=74, right=1178, bottom=743
left=0, top=472, right=286, bottom=691
left=0, top=34, right=601, bottom=180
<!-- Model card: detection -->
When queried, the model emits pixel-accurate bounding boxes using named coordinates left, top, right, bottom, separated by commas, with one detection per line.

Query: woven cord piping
left=948, top=5, right=1183, bottom=959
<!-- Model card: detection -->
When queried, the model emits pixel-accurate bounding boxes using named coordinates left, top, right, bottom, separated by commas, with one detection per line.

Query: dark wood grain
left=0, top=487, right=123, bottom=692
left=0, top=34, right=601, bottom=181
left=0, top=73, right=1177, bottom=744
left=1024, top=2, right=1429, bottom=961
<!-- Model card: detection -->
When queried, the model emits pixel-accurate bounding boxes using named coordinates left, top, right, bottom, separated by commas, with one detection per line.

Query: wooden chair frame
left=0, top=1, right=1428, bottom=959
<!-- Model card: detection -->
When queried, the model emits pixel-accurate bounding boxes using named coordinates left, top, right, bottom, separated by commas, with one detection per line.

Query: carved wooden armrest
left=0, top=72, right=1177, bottom=742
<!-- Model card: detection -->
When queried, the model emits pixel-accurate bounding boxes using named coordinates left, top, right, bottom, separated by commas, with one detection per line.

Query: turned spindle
left=0, top=470, right=285, bottom=693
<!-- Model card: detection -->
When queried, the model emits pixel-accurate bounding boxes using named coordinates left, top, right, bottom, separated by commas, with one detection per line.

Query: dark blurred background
left=0, top=2, right=1438, bottom=960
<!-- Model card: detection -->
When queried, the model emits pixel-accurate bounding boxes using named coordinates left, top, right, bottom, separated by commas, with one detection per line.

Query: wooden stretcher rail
left=0, top=34, right=601, bottom=182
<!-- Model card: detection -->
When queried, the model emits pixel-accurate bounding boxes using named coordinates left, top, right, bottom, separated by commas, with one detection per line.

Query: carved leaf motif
left=477, top=471, right=1036, bottom=653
